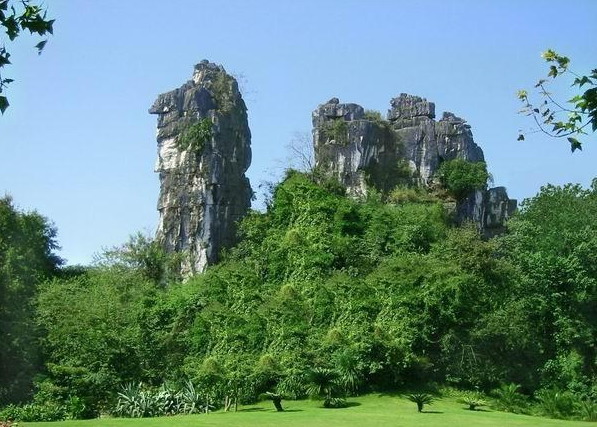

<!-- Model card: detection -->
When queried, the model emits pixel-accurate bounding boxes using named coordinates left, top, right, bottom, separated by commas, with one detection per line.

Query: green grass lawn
left=22, top=394, right=588, bottom=427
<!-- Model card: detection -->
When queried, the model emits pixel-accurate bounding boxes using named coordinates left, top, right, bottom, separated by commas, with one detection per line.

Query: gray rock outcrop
left=312, top=94, right=516, bottom=235
left=150, top=60, right=252, bottom=275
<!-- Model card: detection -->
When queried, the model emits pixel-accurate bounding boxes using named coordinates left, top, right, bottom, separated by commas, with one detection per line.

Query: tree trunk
left=272, top=396, right=284, bottom=412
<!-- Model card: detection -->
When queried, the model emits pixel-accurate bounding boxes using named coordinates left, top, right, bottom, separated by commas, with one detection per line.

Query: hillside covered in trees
left=1, top=170, right=595, bottom=422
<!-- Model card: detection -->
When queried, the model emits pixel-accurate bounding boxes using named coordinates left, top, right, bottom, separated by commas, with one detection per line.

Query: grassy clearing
left=22, top=394, right=588, bottom=427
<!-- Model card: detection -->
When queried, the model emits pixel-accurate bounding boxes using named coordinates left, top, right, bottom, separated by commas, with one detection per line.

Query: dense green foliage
left=1, top=172, right=596, bottom=423
left=436, top=159, right=489, bottom=199
left=0, top=196, right=61, bottom=404
left=485, top=182, right=597, bottom=396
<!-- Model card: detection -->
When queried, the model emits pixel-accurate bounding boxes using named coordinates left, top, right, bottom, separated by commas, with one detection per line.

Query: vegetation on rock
left=436, top=159, right=489, bottom=200
left=176, top=118, right=213, bottom=152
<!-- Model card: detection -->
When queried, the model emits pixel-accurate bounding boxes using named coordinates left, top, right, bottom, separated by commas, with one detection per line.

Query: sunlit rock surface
left=313, top=94, right=516, bottom=235
left=150, top=61, right=251, bottom=275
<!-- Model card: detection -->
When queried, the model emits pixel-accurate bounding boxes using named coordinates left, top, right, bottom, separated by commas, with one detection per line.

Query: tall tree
left=0, top=196, right=61, bottom=403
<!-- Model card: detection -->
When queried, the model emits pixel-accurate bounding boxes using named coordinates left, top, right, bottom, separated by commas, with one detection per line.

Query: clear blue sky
left=1, top=0, right=596, bottom=265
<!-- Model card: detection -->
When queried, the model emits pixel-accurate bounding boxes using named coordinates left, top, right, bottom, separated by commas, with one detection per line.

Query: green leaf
left=0, top=95, right=8, bottom=113
left=35, top=39, right=47, bottom=54
left=576, top=76, right=591, bottom=87
left=4, top=15, right=19, bottom=40
left=567, top=137, right=582, bottom=152
left=0, top=52, right=11, bottom=66
left=542, top=49, right=557, bottom=62
left=517, top=90, right=528, bottom=100
left=548, top=66, right=558, bottom=78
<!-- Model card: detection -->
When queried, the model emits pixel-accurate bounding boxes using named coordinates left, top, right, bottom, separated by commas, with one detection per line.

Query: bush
left=277, top=372, right=308, bottom=400
left=577, top=398, right=597, bottom=422
left=534, top=388, right=575, bottom=419
left=323, top=397, right=348, bottom=408
left=388, top=186, right=436, bottom=204
left=364, top=109, right=383, bottom=122
left=112, top=382, right=205, bottom=418
left=406, top=393, right=434, bottom=412
left=491, top=383, right=529, bottom=414
left=457, top=391, right=487, bottom=410
left=322, top=118, right=349, bottom=145
left=436, top=159, right=488, bottom=200
left=0, top=402, right=65, bottom=422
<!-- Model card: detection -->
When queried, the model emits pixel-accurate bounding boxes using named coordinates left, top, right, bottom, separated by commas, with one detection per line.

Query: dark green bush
left=437, top=159, right=489, bottom=199
left=534, top=388, right=575, bottom=419
left=491, top=383, right=529, bottom=414
left=0, top=402, right=65, bottom=422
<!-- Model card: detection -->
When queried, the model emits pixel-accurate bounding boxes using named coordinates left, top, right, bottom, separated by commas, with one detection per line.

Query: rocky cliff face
left=149, top=60, right=252, bottom=275
left=313, top=94, right=516, bottom=235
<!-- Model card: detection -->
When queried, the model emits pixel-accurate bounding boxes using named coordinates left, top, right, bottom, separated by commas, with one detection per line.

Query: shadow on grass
left=421, top=410, right=444, bottom=414
left=238, top=407, right=267, bottom=412
left=344, top=401, right=362, bottom=408
left=282, top=409, right=304, bottom=412
left=318, top=402, right=362, bottom=409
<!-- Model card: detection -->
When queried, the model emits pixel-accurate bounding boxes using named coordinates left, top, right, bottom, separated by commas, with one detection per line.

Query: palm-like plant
left=457, top=391, right=487, bottom=410
left=335, top=350, right=363, bottom=395
left=407, top=393, right=434, bottom=412
left=306, top=368, right=346, bottom=408
left=491, top=383, right=528, bottom=413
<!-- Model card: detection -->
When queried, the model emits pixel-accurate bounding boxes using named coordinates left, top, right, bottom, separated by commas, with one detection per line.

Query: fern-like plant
left=407, top=393, right=434, bottom=412
left=457, top=391, right=487, bottom=410
left=491, top=383, right=528, bottom=414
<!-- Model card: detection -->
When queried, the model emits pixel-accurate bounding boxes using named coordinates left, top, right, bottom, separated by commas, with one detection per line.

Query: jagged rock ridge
left=149, top=60, right=252, bottom=275
left=312, top=94, right=516, bottom=235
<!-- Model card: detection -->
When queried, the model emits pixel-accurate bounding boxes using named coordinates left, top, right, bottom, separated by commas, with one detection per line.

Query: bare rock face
left=312, top=94, right=516, bottom=234
left=149, top=60, right=251, bottom=275
left=389, top=94, right=484, bottom=185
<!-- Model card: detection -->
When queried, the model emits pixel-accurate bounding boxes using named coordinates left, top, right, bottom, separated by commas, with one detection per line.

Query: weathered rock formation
left=313, top=94, right=516, bottom=235
left=150, top=60, right=251, bottom=275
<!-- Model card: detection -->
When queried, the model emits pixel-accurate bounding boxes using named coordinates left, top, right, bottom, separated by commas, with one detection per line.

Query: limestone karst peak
left=149, top=62, right=251, bottom=276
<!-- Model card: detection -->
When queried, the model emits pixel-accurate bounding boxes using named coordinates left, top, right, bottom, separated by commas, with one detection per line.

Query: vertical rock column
left=149, top=60, right=252, bottom=276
